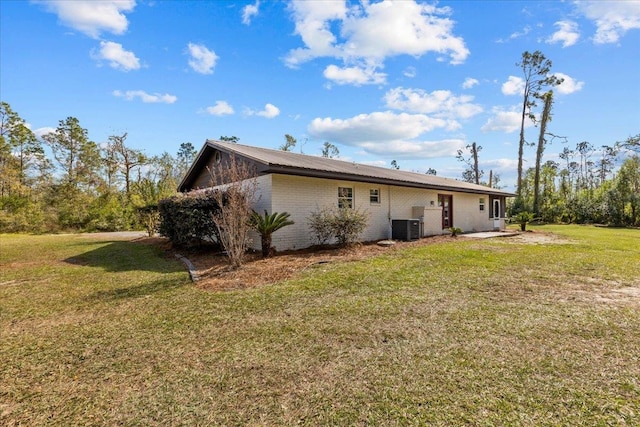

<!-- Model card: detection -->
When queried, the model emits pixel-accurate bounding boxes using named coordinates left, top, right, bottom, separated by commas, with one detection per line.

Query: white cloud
left=384, top=87, right=483, bottom=121
left=360, top=160, right=388, bottom=167
left=285, top=0, right=468, bottom=85
left=340, top=2, right=469, bottom=63
left=33, top=127, right=56, bottom=138
left=546, top=20, right=580, bottom=47
left=462, top=77, right=479, bottom=89
left=242, top=0, right=260, bottom=25
left=113, top=90, right=177, bottom=104
left=403, top=66, right=417, bottom=78
left=553, top=72, right=585, bottom=94
left=245, top=103, right=280, bottom=118
left=90, top=41, right=140, bottom=71
left=359, top=138, right=465, bottom=159
left=38, top=0, right=135, bottom=38
left=323, top=64, right=386, bottom=86
left=483, top=158, right=520, bottom=170
left=285, top=1, right=347, bottom=67
left=307, top=107, right=476, bottom=159
left=501, top=76, right=525, bottom=96
left=187, top=43, right=218, bottom=74
left=576, top=1, right=640, bottom=44
left=481, top=107, right=532, bottom=133
left=510, top=25, right=531, bottom=39
left=496, top=25, right=531, bottom=43
left=205, top=101, right=234, bottom=116
left=501, top=72, right=583, bottom=97
left=308, top=111, right=449, bottom=145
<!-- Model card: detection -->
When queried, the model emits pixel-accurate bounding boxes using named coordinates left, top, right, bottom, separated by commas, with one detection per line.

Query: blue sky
left=1, top=0, right=639, bottom=190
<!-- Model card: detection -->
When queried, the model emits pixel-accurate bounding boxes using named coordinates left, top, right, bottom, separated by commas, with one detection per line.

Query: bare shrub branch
left=207, top=155, right=257, bottom=269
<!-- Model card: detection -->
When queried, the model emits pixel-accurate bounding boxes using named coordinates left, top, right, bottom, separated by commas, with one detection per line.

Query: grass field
left=1, top=226, right=639, bottom=426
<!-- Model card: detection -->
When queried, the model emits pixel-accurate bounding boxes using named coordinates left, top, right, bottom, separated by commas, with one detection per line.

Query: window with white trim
left=338, top=187, right=353, bottom=208
left=479, top=197, right=485, bottom=211
left=370, top=188, right=380, bottom=204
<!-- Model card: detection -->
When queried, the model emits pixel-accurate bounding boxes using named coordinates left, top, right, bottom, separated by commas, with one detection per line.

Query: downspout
left=387, top=185, right=392, bottom=239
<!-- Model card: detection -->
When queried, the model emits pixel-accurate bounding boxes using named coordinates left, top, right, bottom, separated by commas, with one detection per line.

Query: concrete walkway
left=460, top=231, right=519, bottom=239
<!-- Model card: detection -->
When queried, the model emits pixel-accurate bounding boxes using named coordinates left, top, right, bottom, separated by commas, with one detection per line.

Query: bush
left=307, top=207, right=335, bottom=245
left=158, top=191, right=221, bottom=247
left=449, top=226, right=463, bottom=237
left=308, top=206, right=369, bottom=247
left=136, top=205, right=160, bottom=237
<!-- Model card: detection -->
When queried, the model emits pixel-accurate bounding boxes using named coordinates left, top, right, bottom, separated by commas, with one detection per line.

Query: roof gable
left=179, top=140, right=516, bottom=197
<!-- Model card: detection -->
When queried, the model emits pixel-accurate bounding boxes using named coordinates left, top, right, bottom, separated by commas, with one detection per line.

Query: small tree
left=321, top=142, right=340, bottom=158
left=280, top=134, right=297, bottom=152
left=207, top=155, right=257, bottom=269
left=219, top=135, right=239, bottom=143
left=250, top=210, right=294, bottom=257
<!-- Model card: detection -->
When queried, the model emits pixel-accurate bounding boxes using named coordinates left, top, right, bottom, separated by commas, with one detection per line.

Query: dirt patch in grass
left=555, top=281, right=640, bottom=306
left=505, top=231, right=573, bottom=245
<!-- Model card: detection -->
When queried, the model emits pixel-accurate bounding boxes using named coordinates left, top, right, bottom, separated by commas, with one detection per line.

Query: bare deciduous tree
left=456, top=142, right=483, bottom=185
left=207, top=154, right=257, bottom=269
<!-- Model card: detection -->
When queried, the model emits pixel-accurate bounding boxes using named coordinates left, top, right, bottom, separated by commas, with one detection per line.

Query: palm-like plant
left=514, top=211, right=535, bottom=231
left=250, top=210, right=294, bottom=257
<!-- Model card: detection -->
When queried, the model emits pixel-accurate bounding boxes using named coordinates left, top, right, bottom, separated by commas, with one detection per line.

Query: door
left=493, top=199, right=501, bottom=229
left=438, top=194, right=453, bottom=229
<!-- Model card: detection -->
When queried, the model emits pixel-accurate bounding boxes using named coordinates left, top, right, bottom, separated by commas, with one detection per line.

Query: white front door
left=493, top=199, right=501, bottom=230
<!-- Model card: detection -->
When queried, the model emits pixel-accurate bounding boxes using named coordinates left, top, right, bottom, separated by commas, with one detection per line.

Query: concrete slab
left=460, top=231, right=519, bottom=239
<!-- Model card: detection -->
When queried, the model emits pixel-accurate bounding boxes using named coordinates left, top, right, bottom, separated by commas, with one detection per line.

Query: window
left=370, top=188, right=380, bottom=204
left=338, top=187, right=353, bottom=208
left=479, top=197, right=485, bottom=211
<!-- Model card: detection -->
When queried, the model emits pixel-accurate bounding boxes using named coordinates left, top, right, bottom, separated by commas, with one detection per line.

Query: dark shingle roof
left=179, top=140, right=516, bottom=197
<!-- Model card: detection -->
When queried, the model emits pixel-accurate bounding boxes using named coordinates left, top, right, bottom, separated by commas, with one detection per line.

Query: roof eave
left=264, top=165, right=516, bottom=197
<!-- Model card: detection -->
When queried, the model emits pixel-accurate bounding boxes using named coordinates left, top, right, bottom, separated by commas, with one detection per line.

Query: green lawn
left=1, top=226, right=639, bottom=426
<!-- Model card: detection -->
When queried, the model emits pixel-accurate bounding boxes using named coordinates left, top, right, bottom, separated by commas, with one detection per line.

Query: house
left=178, top=140, right=516, bottom=251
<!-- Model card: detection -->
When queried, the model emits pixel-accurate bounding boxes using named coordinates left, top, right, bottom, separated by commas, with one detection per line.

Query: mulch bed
left=139, top=235, right=454, bottom=291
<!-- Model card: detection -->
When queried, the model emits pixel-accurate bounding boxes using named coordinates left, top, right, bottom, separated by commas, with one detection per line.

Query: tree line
left=0, top=101, right=197, bottom=233
left=0, top=101, right=343, bottom=235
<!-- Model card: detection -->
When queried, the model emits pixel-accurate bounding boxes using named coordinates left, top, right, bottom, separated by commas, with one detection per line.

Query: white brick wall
left=246, top=175, right=272, bottom=251
left=247, top=174, right=505, bottom=251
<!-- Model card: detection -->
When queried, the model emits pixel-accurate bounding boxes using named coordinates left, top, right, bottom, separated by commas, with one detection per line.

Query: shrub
left=332, top=207, right=369, bottom=246
left=136, top=205, right=160, bottom=237
left=307, top=207, right=335, bottom=246
left=449, top=226, right=463, bottom=237
left=158, top=191, right=221, bottom=247
left=308, top=206, right=369, bottom=247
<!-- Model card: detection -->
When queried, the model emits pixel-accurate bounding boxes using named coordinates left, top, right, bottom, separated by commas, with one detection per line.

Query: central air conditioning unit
left=392, top=219, right=420, bottom=241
